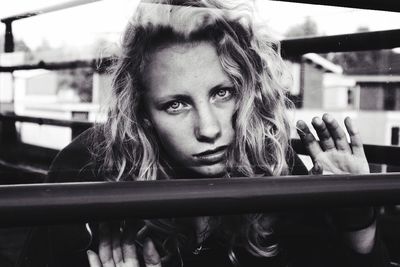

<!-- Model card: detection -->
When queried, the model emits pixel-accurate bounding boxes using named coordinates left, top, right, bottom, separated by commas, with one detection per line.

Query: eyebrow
left=155, top=94, right=192, bottom=105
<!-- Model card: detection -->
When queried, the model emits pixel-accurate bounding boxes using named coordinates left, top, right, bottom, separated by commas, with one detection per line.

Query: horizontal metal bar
left=1, top=173, right=400, bottom=226
left=1, top=0, right=398, bottom=23
left=281, top=29, right=400, bottom=57
left=0, top=0, right=101, bottom=23
left=0, top=58, right=112, bottom=72
left=0, top=29, right=397, bottom=73
left=0, top=114, right=93, bottom=128
left=274, top=0, right=400, bottom=13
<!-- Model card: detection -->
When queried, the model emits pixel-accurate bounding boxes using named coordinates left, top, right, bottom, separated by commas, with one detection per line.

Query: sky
left=0, top=0, right=400, bottom=50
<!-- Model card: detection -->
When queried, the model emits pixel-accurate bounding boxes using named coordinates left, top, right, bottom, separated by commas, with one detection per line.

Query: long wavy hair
left=91, top=0, right=294, bottom=262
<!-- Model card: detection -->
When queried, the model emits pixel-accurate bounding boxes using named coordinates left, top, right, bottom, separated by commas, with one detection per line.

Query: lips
left=193, top=146, right=228, bottom=165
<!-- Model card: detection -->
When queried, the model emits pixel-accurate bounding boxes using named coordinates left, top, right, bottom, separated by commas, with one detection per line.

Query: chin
left=192, top=163, right=227, bottom=178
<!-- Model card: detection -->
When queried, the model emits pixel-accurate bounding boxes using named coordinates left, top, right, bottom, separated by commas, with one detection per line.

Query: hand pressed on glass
left=297, top=113, right=369, bottom=175
left=87, top=223, right=161, bottom=267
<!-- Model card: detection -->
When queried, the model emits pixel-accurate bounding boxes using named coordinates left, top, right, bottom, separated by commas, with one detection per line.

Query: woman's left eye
left=213, top=88, right=234, bottom=101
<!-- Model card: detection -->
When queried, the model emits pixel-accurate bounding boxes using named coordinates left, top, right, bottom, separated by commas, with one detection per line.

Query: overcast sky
left=1, top=0, right=400, bottom=49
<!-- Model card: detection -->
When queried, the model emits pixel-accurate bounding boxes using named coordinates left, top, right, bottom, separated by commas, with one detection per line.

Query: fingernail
left=87, top=250, right=94, bottom=256
left=313, top=117, right=323, bottom=125
left=143, top=238, right=153, bottom=253
left=296, top=120, right=306, bottom=129
left=323, top=113, right=332, bottom=122
left=346, top=117, right=356, bottom=130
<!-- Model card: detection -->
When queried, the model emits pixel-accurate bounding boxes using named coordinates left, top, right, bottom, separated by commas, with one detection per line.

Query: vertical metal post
left=3, top=20, right=15, bottom=53
left=392, top=127, right=400, bottom=146
left=1, top=20, right=17, bottom=153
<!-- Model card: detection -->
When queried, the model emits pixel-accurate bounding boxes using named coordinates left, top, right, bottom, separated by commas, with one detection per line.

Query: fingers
left=302, top=114, right=352, bottom=152
left=297, top=120, right=323, bottom=162
left=322, top=114, right=351, bottom=152
left=98, top=222, right=141, bottom=267
left=87, top=250, right=103, bottom=267
left=122, top=241, right=139, bottom=266
left=311, top=116, right=335, bottom=151
left=344, top=117, right=365, bottom=157
left=121, top=224, right=140, bottom=266
left=99, top=223, right=115, bottom=267
left=143, top=238, right=161, bottom=267
left=111, top=225, right=124, bottom=265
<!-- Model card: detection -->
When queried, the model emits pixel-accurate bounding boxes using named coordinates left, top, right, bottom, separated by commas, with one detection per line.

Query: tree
left=35, top=39, right=52, bottom=53
left=285, top=16, right=319, bottom=38
left=331, top=26, right=398, bottom=75
left=14, top=39, right=31, bottom=53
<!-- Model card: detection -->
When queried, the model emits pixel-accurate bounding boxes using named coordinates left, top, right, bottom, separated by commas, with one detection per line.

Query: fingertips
left=296, top=120, right=308, bottom=132
left=312, top=116, right=335, bottom=150
left=344, top=116, right=359, bottom=135
left=143, top=238, right=161, bottom=266
left=322, top=113, right=350, bottom=152
left=311, top=116, right=323, bottom=127
left=87, top=250, right=102, bottom=267
left=322, top=113, right=333, bottom=124
left=296, top=120, right=322, bottom=162
left=344, top=117, right=365, bottom=156
left=296, top=120, right=313, bottom=140
left=322, top=113, right=340, bottom=132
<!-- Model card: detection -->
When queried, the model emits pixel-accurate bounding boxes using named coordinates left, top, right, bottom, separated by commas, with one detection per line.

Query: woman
left=24, top=0, right=388, bottom=266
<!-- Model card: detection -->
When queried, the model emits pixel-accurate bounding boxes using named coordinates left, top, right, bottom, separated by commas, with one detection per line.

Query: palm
left=314, top=149, right=369, bottom=174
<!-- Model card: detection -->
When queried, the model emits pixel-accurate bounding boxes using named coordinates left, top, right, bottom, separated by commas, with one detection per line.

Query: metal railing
left=1, top=173, right=400, bottom=227
left=275, top=0, right=400, bottom=13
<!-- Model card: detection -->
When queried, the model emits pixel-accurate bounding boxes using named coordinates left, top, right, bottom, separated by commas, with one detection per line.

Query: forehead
left=143, top=42, right=231, bottom=97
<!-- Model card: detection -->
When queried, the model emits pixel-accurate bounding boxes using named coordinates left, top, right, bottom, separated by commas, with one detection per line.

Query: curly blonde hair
left=91, top=0, right=294, bottom=261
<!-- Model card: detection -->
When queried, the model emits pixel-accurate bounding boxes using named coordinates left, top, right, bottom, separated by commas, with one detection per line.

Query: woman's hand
left=296, top=113, right=369, bottom=175
left=297, top=114, right=376, bottom=254
left=87, top=223, right=161, bottom=267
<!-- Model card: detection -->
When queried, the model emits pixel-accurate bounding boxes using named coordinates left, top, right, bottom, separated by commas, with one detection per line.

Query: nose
left=194, top=105, right=221, bottom=143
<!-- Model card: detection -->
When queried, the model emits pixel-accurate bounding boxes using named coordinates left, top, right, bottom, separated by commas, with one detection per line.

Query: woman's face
left=143, top=42, right=236, bottom=177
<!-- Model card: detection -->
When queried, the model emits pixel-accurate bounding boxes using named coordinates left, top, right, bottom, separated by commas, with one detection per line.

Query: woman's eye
left=213, top=88, right=234, bottom=101
left=164, top=101, right=187, bottom=114
left=217, top=90, right=228, bottom=97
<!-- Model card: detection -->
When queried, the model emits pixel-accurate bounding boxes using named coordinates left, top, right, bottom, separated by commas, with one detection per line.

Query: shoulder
left=47, top=127, right=102, bottom=183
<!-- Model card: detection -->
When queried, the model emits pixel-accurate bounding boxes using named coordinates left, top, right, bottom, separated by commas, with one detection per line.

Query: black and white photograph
left=0, top=0, right=400, bottom=266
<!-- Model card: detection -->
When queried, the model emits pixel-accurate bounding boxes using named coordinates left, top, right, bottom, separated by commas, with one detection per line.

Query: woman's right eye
left=164, top=101, right=188, bottom=114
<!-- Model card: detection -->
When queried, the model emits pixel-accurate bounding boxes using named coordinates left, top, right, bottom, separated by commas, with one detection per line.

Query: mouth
left=193, top=146, right=228, bottom=165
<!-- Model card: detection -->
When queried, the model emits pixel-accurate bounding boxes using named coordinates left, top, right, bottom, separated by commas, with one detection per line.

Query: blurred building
left=287, top=53, right=355, bottom=110
left=288, top=51, right=400, bottom=163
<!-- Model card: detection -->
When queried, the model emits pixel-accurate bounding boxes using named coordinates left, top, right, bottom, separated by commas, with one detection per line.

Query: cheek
left=151, top=115, right=193, bottom=153
left=218, top=103, right=236, bottom=137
